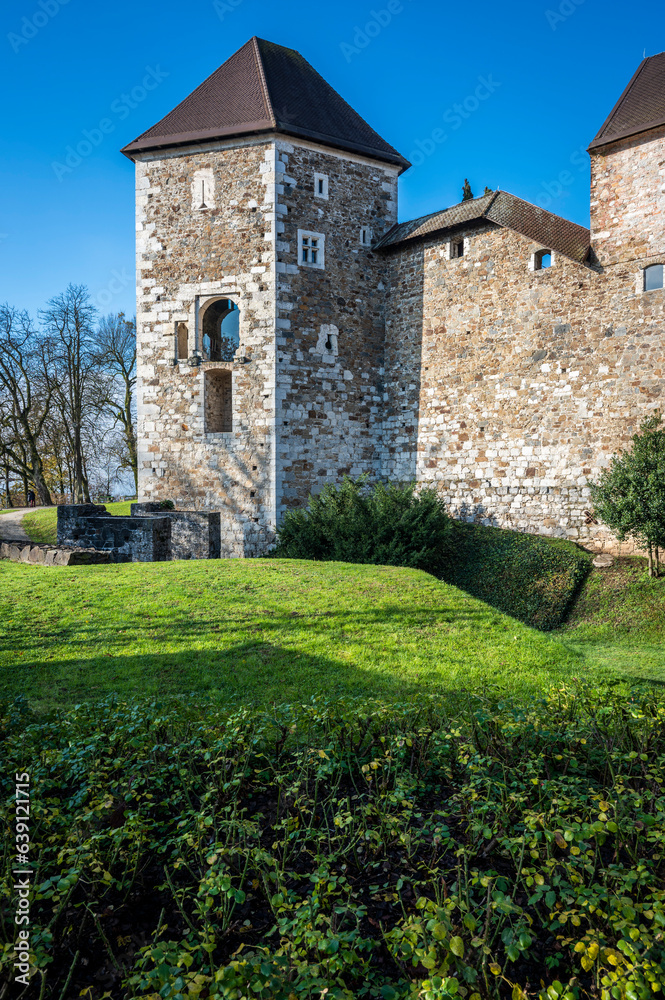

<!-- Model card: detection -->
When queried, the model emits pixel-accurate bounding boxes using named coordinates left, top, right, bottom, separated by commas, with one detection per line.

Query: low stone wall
left=56, top=502, right=222, bottom=562
left=0, top=540, right=112, bottom=566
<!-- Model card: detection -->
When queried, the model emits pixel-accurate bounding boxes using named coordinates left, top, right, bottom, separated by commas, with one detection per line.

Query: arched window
left=201, top=299, right=240, bottom=362
left=534, top=250, right=552, bottom=270
left=644, top=264, right=664, bottom=291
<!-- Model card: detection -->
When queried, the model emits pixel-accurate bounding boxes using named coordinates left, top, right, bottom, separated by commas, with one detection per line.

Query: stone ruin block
left=53, top=501, right=222, bottom=562
left=57, top=506, right=171, bottom=562
left=131, top=504, right=221, bottom=559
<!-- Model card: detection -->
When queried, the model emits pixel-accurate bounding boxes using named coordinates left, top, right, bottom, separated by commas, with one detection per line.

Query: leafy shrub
left=589, top=412, right=665, bottom=577
left=441, top=522, right=592, bottom=630
left=1, top=687, right=664, bottom=998
left=273, top=477, right=453, bottom=576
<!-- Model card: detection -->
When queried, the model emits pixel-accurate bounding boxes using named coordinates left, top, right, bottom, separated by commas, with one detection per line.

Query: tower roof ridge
left=589, top=50, right=665, bottom=150
left=121, top=37, right=409, bottom=170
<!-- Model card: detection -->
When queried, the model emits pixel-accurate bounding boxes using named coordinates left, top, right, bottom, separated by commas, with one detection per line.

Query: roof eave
left=121, top=120, right=277, bottom=158
left=588, top=115, right=665, bottom=151
left=375, top=215, right=496, bottom=252
left=122, top=122, right=411, bottom=170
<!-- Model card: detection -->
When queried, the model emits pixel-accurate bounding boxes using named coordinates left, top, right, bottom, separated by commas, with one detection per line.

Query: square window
left=314, top=173, right=329, bottom=200
left=644, top=264, right=664, bottom=291
left=298, top=230, right=326, bottom=269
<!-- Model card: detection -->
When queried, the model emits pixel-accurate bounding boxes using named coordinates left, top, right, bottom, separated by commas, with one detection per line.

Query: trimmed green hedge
left=442, top=522, right=592, bottom=631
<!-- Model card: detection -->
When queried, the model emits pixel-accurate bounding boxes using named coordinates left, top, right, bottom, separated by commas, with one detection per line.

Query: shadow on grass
left=0, top=603, right=513, bottom=654
left=1, top=641, right=503, bottom=711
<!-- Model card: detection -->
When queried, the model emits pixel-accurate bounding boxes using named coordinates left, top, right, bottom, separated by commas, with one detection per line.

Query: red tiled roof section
left=589, top=51, right=665, bottom=150
left=375, top=190, right=590, bottom=265
left=121, top=37, right=409, bottom=169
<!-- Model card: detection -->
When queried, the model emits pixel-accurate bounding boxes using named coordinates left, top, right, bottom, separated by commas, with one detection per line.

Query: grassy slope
left=556, top=555, right=665, bottom=684
left=0, top=558, right=595, bottom=712
left=22, top=500, right=133, bottom=544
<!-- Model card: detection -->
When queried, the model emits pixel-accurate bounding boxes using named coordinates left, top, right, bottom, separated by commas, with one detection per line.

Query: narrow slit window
left=314, top=173, right=329, bottom=199
left=177, top=323, right=188, bottom=360
left=644, top=264, right=664, bottom=291
left=360, top=226, right=372, bottom=246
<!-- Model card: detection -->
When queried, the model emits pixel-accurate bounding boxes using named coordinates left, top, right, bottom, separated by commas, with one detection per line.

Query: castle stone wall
left=382, top=219, right=665, bottom=552
left=273, top=139, right=399, bottom=515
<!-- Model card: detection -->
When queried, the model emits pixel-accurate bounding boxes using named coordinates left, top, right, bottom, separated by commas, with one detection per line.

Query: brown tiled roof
left=589, top=51, right=665, bottom=150
left=373, top=192, right=497, bottom=248
left=375, top=190, right=591, bottom=265
left=485, top=192, right=591, bottom=264
left=121, top=37, right=409, bottom=169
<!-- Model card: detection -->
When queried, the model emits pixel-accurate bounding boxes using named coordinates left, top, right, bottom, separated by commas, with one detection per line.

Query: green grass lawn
left=22, top=500, right=134, bottom=544
left=555, top=555, right=665, bottom=685
left=0, top=557, right=604, bottom=713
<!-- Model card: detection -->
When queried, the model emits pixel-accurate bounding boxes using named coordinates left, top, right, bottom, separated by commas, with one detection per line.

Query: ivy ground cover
left=0, top=686, right=663, bottom=998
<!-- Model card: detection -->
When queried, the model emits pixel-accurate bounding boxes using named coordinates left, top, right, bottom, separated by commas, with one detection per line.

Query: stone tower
left=122, top=37, right=409, bottom=555
left=589, top=52, right=665, bottom=272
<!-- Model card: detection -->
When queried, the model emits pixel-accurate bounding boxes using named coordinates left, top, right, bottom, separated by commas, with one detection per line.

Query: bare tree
left=92, top=313, right=138, bottom=493
left=0, top=305, right=53, bottom=505
left=41, top=285, right=99, bottom=503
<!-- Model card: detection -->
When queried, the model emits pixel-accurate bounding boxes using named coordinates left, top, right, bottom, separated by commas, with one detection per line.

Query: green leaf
left=450, top=936, right=464, bottom=958
left=432, top=922, right=447, bottom=941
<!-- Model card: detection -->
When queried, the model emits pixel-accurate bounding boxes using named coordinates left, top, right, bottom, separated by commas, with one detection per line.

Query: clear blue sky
left=1, top=0, right=662, bottom=320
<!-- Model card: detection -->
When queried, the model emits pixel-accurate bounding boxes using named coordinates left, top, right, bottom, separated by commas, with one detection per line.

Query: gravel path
left=0, top=508, right=32, bottom=543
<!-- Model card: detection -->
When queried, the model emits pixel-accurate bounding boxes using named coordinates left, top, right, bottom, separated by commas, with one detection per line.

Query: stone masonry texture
left=127, top=50, right=665, bottom=557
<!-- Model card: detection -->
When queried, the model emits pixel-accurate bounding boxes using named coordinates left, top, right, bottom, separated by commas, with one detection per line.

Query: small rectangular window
left=644, top=264, right=664, bottom=291
left=302, top=235, right=320, bottom=263
left=298, top=230, right=325, bottom=269
left=360, top=226, right=372, bottom=246
left=313, top=173, right=329, bottom=200
left=205, top=369, right=232, bottom=433
left=450, top=240, right=464, bottom=259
